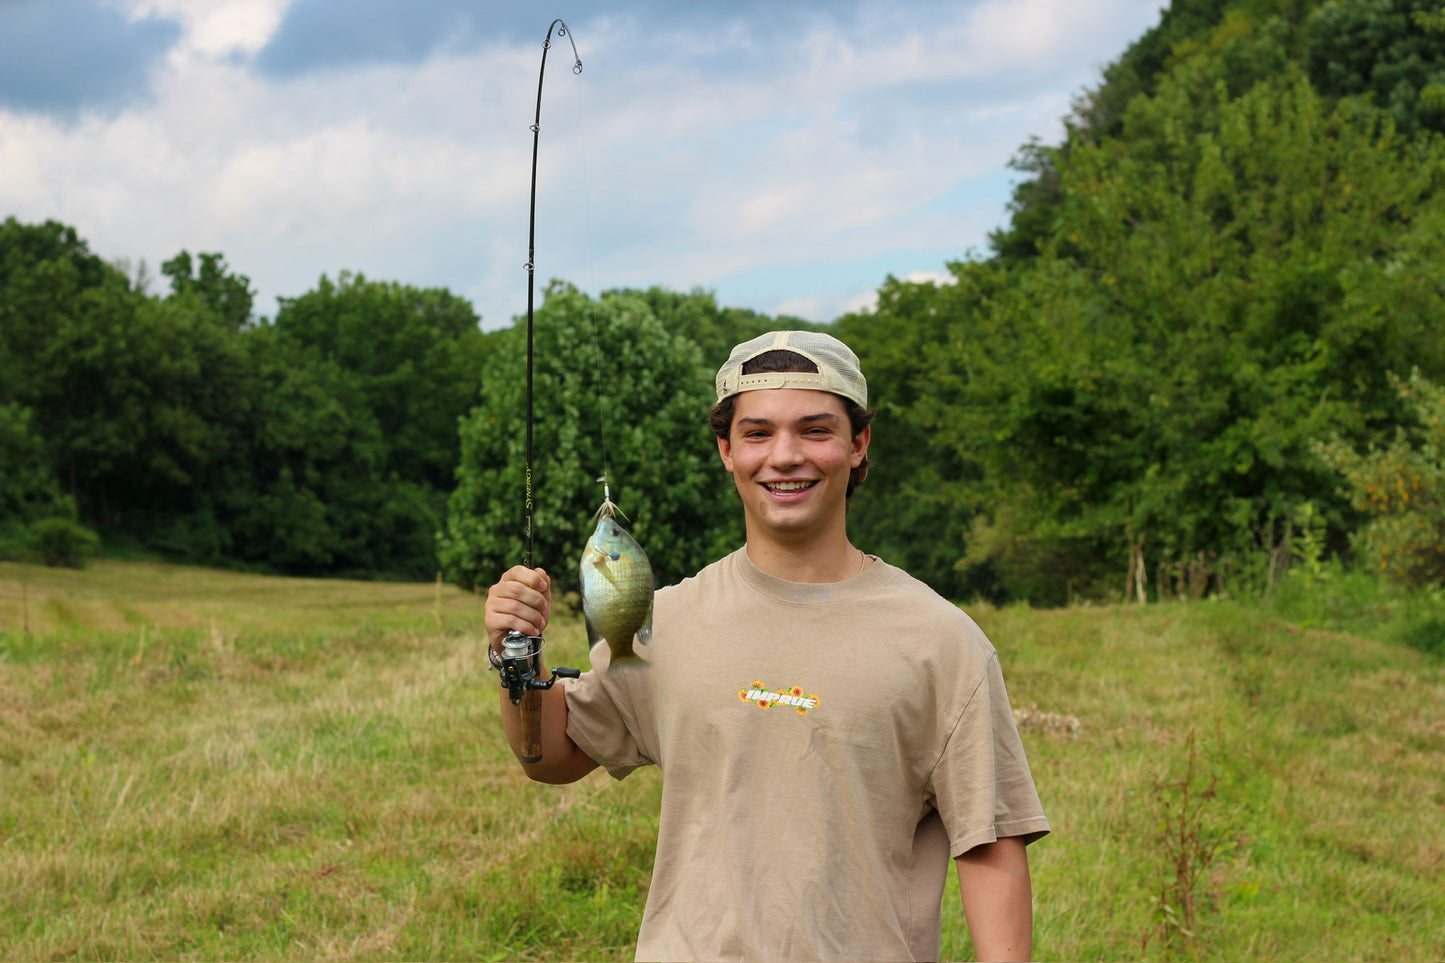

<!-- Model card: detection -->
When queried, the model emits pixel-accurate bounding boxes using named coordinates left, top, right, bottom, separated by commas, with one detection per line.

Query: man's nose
left=768, top=431, right=804, bottom=467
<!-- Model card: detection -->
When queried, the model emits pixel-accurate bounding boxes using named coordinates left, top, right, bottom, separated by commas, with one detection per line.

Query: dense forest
left=4, top=0, right=1445, bottom=603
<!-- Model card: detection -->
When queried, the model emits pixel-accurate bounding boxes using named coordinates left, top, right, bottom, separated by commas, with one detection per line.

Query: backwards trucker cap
left=714, top=330, right=868, bottom=409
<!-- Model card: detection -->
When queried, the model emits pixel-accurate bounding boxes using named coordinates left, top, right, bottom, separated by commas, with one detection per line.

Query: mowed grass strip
left=2, top=562, right=1443, bottom=961
left=0, top=560, right=483, bottom=637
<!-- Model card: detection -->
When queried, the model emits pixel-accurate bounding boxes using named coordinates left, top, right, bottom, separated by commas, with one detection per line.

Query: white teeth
left=767, top=481, right=814, bottom=492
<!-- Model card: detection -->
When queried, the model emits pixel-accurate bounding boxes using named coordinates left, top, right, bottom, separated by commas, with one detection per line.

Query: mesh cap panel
left=714, top=331, right=867, bottom=408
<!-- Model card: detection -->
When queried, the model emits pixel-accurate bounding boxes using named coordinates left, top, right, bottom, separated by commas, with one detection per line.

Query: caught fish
left=580, top=499, right=654, bottom=667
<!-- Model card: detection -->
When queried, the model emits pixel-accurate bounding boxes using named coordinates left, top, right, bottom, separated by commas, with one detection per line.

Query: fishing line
left=557, top=45, right=617, bottom=511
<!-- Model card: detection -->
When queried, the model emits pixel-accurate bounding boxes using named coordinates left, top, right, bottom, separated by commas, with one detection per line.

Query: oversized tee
left=562, top=547, right=1049, bottom=962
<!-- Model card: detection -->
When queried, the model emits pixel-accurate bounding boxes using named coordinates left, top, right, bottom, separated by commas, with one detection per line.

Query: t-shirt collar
left=732, top=545, right=889, bottom=605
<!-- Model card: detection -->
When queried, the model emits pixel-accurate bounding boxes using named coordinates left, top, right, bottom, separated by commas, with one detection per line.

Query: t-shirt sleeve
left=929, top=650, right=1050, bottom=856
left=561, top=641, right=656, bottom=779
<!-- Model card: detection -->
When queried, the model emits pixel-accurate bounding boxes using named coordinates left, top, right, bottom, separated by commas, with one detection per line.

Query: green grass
left=957, top=599, right=1445, bottom=962
left=1, top=561, right=1442, bottom=960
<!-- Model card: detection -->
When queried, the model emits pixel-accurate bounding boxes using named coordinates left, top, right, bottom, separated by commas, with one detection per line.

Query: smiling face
left=716, top=388, right=870, bottom=552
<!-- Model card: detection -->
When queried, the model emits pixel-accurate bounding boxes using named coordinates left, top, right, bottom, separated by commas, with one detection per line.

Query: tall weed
left=1143, top=727, right=1239, bottom=961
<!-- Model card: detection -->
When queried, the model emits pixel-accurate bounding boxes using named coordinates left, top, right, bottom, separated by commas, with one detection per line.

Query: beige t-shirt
left=563, top=548, right=1049, bottom=962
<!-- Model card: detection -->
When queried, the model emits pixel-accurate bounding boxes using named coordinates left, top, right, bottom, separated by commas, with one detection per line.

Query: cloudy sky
left=0, top=0, right=1164, bottom=328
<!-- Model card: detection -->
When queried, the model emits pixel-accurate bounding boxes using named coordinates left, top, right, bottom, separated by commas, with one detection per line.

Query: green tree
left=212, top=325, right=438, bottom=578
left=989, top=138, right=1068, bottom=262
left=994, top=1, right=1328, bottom=265
left=989, top=0, right=1282, bottom=263
left=442, top=287, right=738, bottom=596
left=24, top=271, right=244, bottom=533
left=161, top=250, right=256, bottom=328
left=272, top=272, right=486, bottom=496
left=1306, top=0, right=1445, bottom=134
left=0, top=402, right=92, bottom=561
left=0, top=404, right=54, bottom=523
left=0, top=218, right=118, bottom=408
left=836, top=268, right=1001, bottom=600
left=145, top=270, right=493, bottom=579
left=624, top=285, right=821, bottom=370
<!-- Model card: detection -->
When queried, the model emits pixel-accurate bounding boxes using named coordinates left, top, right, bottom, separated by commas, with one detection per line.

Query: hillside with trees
left=4, top=0, right=1444, bottom=606
left=839, top=0, right=1445, bottom=602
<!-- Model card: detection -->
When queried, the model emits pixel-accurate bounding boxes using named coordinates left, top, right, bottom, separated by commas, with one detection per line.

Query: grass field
left=2, top=560, right=1442, bottom=961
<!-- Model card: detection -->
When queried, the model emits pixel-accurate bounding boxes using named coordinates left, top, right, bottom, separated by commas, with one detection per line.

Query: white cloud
left=132, top=0, right=288, bottom=57
left=963, top=0, right=1161, bottom=74
left=772, top=293, right=833, bottom=320
left=0, top=0, right=1164, bottom=326
left=820, top=269, right=958, bottom=320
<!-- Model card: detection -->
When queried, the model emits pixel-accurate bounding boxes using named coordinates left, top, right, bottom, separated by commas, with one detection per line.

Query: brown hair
left=709, top=349, right=875, bottom=498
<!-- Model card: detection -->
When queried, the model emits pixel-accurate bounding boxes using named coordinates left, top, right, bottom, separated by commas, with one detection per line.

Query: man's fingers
left=484, top=567, right=552, bottom=645
left=496, top=596, right=546, bottom=634
left=491, top=571, right=550, bottom=618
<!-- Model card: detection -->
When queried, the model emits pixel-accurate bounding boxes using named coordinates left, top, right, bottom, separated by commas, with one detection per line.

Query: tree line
left=0, top=225, right=487, bottom=579
left=0, top=225, right=801, bottom=586
left=5, top=0, right=1445, bottom=603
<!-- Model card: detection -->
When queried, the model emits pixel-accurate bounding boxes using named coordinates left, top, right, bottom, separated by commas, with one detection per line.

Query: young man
left=484, top=331, right=1048, bottom=962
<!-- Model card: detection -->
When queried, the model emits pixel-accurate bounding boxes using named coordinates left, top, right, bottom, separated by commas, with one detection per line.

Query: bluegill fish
left=580, top=499, right=654, bottom=666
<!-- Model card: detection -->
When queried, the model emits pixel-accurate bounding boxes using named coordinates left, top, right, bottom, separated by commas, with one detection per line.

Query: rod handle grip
left=519, top=688, right=544, bottom=763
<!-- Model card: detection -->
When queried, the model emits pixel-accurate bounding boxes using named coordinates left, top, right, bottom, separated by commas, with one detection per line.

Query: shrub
left=27, top=517, right=101, bottom=568
left=1398, top=614, right=1445, bottom=659
left=1315, top=371, right=1445, bottom=587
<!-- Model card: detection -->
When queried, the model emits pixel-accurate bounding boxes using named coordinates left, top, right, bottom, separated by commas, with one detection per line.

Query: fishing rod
left=522, top=18, right=581, bottom=569
left=497, top=18, right=583, bottom=765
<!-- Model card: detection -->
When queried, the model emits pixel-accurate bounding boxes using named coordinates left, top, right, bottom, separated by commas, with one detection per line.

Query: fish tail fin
left=607, top=649, right=647, bottom=669
left=606, top=637, right=648, bottom=669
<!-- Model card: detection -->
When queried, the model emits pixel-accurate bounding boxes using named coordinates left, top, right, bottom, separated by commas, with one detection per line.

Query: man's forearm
left=496, top=667, right=598, bottom=784
left=956, top=836, right=1033, bottom=962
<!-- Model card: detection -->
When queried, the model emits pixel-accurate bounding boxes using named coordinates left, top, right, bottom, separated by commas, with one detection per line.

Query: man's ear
left=717, top=434, right=735, bottom=473
left=851, top=425, right=871, bottom=467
